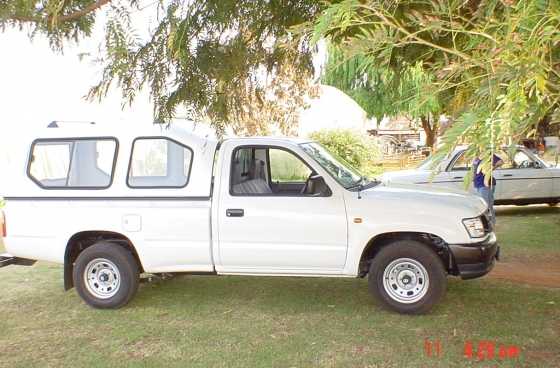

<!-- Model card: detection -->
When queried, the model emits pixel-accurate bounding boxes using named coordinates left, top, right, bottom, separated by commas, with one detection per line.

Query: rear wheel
left=368, top=240, right=447, bottom=314
left=73, top=241, right=139, bottom=309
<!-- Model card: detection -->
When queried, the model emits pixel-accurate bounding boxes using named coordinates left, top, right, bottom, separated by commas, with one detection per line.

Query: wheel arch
left=64, top=230, right=143, bottom=290
left=358, top=231, right=454, bottom=277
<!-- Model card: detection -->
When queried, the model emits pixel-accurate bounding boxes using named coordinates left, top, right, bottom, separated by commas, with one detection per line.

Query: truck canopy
left=1, top=122, right=219, bottom=198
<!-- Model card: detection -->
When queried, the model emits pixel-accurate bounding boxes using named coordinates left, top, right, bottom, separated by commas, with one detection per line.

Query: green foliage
left=91, top=0, right=323, bottom=134
left=322, top=45, right=441, bottom=122
left=0, top=0, right=118, bottom=50
left=314, top=0, right=560, bottom=180
left=310, top=129, right=380, bottom=176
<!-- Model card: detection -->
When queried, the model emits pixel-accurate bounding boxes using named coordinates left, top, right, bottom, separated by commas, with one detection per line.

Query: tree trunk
left=420, top=115, right=437, bottom=148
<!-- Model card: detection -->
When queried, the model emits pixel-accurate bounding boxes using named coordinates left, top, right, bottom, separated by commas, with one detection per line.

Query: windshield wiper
left=367, top=178, right=381, bottom=187
left=346, top=176, right=366, bottom=191
left=347, top=176, right=381, bottom=194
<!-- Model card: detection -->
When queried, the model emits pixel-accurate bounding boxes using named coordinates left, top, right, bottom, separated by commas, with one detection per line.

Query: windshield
left=300, top=142, right=363, bottom=189
left=417, top=155, right=438, bottom=170
left=417, top=150, right=456, bottom=170
left=529, top=151, right=551, bottom=168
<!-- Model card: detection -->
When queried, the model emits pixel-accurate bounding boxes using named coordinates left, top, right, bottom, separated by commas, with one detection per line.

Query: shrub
left=309, top=129, right=381, bottom=177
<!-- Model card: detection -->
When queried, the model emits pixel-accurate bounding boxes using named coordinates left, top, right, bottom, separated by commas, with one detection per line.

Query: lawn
left=495, top=205, right=560, bottom=259
left=0, top=206, right=558, bottom=368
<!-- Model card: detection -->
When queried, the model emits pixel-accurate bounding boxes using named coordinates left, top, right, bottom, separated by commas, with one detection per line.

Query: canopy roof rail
left=47, top=120, right=96, bottom=128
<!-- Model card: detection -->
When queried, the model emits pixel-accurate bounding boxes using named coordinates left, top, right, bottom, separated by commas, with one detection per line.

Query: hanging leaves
left=1, top=0, right=322, bottom=135
left=314, top=0, right=560, bottom=179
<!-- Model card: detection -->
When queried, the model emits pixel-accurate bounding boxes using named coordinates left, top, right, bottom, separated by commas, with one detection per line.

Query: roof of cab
left=223, top=136, right=314, bottom=145
left=453, top=144, right=526, bottom=153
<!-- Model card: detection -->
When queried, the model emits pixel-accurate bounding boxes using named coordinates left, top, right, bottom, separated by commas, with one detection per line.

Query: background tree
left=1, top=0, right=323, bottom=135
left=313, top=0, right=560, bottom=177
left=322, top=45, right=442, bottom=147
left=309, top=128, right=381, bottom=176
left=4, top=0, right=559, bottom=168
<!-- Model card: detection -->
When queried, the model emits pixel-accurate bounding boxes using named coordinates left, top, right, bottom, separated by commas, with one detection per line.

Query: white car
left=0, top=123, right=498, bottom=314
left=381, top=146, right=560, bottom=206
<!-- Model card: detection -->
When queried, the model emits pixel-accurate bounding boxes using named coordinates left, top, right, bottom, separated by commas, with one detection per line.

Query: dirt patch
left=489, top=260, right=560, bottom=288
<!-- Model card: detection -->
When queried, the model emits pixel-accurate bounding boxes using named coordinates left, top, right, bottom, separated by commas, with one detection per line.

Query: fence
left=378, top=151, right=430, bottom=171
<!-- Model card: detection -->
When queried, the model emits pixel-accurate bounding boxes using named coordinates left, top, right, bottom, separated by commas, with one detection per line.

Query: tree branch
left=7, top=14, right=41, bottom=22
left=8, top=0, right=112, bottom=24
left=58, top=0, right=112, bottom=22
left=358, top=4, right=482, bottom=67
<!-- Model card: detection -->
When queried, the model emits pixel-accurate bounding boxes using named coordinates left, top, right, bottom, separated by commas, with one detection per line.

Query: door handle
left=502, top=174, right=513, bottom=177
left=226, top=209, right=244, bottom=217
left=452, top=176, right=463, bottom=179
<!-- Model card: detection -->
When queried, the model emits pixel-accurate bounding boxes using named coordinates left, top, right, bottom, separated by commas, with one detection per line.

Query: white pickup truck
left=0, top=124, right=499, bottom=314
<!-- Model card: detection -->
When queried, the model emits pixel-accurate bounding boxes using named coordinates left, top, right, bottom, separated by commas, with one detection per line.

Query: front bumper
left=448, top=233, right=499, bottom=280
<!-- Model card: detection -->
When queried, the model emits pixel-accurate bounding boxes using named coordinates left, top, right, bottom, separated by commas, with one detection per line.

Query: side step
left=0, top=253, right=36, bottom=268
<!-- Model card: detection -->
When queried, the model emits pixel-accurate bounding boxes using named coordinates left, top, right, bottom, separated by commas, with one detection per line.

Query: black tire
left=368, top=240, right=447, bottom=315
left=73, top=241, right=139, bottom=309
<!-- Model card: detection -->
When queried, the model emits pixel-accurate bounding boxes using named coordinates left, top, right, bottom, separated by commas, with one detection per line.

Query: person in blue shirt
left=472, top=154, right=504, bottom=224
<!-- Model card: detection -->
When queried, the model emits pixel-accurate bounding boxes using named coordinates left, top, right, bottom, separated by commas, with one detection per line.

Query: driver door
left=216, top=144, right=349, bottom=274
left=494, top=149, right=552, bottom=201
left=440, top=150, right=472, bottom=192
left=426, top=150, right=472, bottom=193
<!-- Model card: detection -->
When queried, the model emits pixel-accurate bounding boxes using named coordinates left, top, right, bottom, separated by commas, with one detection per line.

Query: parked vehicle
left=381, top=145, right=560, bottom=206
left=0, top=124, right=499, bottom=314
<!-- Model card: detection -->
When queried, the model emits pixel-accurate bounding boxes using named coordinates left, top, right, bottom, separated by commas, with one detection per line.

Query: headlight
left=462, top=217, right=485, bottom=238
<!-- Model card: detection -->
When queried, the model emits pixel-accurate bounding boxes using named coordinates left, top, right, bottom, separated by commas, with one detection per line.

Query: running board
left=0, top=253, right=36, bottom=268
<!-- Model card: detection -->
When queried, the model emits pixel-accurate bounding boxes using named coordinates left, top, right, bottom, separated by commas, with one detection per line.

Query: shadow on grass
left=4, top=265, right=492, bottom=317
left=130, top=274, right=374, bottom=314
left=125, top=273, right=544, bottom=317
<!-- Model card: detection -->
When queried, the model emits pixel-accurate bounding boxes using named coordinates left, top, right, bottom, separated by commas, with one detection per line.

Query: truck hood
left=361, top=182, right=487, bottom=218
left=379, top=169, right=429, bottom=184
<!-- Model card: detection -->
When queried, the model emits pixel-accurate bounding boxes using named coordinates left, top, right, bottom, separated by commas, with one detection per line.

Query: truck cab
left=1, top=123, right=499, bottom=314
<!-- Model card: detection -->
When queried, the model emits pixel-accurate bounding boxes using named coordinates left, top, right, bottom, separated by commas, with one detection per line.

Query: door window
left=449, top=152, right=471, bottom=171
left=230, top=146, right=327, bottom=196
left=500, top=150, right=536, bottom=169
left=512, top=151, right=535, bottom=169
left=270, top=149, right=311, bottom=182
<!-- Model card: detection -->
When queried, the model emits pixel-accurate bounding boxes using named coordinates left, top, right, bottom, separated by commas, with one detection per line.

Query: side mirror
left=308, top=175, right=332, bottom=196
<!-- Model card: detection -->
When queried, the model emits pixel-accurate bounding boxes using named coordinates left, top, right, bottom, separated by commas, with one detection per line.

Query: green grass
left=0, top=206, right=559, bottom=367
left=495, top=205, right=560, bottom=260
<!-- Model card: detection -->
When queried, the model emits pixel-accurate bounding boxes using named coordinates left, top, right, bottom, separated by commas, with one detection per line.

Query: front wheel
left=368, top=240, right=447, bottom=314
left=73, top=241, right=139, bottom=309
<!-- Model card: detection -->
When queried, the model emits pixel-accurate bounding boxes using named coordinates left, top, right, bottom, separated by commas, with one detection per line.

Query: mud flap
left=0, top=253, right=37, bottom=268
